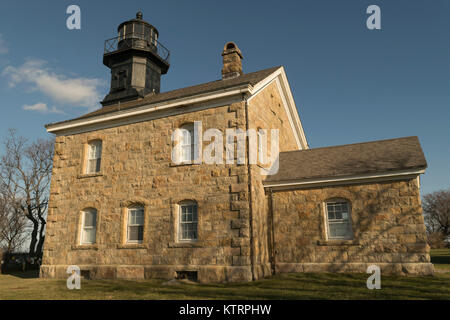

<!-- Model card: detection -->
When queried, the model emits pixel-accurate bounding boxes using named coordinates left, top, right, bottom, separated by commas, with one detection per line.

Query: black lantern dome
left=101, top=12, right=170, bottom=106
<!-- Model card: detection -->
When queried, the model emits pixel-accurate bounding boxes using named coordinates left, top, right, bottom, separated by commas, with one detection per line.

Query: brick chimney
left=221, top=42, right=243, bottom=80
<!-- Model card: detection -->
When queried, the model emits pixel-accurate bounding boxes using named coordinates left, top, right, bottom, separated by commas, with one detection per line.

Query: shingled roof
left=264, top=136, right=427, bottom=184
left=46, top=66, right=281, bottom=127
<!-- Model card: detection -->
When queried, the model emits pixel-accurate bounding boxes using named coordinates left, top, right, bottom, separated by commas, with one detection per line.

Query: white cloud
left=22, top=102, right=64, bottom=114
left=3, top=59, right=105, bottom=109
left=0, top=34, right=8, bottom=54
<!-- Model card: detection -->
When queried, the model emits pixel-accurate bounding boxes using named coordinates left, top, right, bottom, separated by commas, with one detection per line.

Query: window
left=86, top=140, right=102, bottom=174
left=179, top=202, right=198, bottom=241
left=180, top=124, right=195, bottom=163
left=325, top=201, right=353, bottom=240
left=127, top=207, right=144, bottom=243
left=81, top=208, right=97, bottom=244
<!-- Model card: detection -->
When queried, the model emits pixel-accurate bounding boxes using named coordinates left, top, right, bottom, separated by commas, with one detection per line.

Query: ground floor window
left=127, top=207, right=144, bottom=243
left=179, top=201, right=198, bottom=241
left=325, top=200, right=353, bottom=240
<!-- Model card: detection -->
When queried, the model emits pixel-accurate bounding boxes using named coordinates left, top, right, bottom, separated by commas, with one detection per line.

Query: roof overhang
left=45, top=66, right=308, bottom=148
left=263, top=168, right=426, bottom=191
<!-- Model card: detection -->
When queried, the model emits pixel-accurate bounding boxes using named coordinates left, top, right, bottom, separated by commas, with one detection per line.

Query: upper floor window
left=325, top=200, right=353, bottom=240
left=81, top=208, right=97, bottom=244
left=86, top=140, right=102, bottom=174
left=179, top=201, right=198, bottom=241
left=180, top=124, right=195, bottom=163
left=127, top=207, right=144, bottom=243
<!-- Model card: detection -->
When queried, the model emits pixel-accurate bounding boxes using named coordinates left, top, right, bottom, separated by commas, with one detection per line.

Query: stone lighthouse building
left=41, top=13, right=433, bottom=282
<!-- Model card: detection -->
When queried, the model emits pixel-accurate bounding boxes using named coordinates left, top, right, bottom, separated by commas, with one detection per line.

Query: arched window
left=127, top=206, right=144, bottom=244
left=86, top=140, right=102, bottom=174
left=325, top=200, right=353, bottom=240
left=180, top=123, right=195, bottom=163
left=178, top=201, right=198, bottom=241
left=81, top=208, right=97, bottom=244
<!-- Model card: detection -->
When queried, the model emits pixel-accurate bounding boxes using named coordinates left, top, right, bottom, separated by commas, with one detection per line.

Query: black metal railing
left=104, top=33, right=170, bottom=64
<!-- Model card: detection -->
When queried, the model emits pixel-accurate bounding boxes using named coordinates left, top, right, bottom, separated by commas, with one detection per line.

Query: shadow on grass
left=431, top=254, right=450, bottom=265
left=3, top=270, right=40, bottom=279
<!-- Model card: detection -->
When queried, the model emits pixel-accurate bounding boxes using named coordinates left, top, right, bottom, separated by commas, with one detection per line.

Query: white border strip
left=46, top=85, right=251, bottom=133
left=263, top=168, right=426, bottom=189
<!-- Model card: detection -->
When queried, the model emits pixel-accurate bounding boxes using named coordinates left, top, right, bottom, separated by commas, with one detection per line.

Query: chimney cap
left=221, top=41, right=243, bottom=80
left=222, top=41, right=243, bottom=59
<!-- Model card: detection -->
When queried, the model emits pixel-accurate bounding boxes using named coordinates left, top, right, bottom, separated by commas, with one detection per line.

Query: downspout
left=267, top=187, right=276, bottom=274
left=243, top=95, right=255, bottom=281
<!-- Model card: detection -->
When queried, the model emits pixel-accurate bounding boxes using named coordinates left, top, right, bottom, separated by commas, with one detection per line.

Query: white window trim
left=325, top=200, right=353, bottom=240
left=126, top=207, right=144, bottom=244
left=179, top=124, right=195, bottom=164
left=80, top=209, right=97, bottom=245
left=178, top=202, right=198, bottom=242
left=86, top=140, right=102, bottom=174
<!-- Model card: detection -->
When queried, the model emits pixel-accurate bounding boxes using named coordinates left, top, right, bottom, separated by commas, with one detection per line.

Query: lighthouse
left=101, top=12, right=170, bottom=106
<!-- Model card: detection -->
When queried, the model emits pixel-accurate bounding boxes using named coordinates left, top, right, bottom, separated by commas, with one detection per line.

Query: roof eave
left=45, top=83, right=253, bottom=134
left=263, top=167, right=427, bottom=190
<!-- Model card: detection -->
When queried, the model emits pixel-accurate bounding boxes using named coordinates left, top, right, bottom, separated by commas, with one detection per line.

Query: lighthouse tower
left=101, top=12, right=170, bottom=106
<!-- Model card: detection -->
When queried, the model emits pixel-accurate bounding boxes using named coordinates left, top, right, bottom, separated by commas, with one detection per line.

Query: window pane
left=182, top=145, right=191, bottom=162
left=128, top=226, right=138, bottom=241
left=179, top=203, right=198, bottom=241
left=128, top=226, right=144, bottom=241
left=329, top=222, right=351, bottom=238
left=135, top=210, right=144, bottom=225
left=327, top=202, right=352, bottom=239
left=84, top=210, right=96, bottom=227
left=95, top=158, right=101, bottom=172
left=82, top=227, right=96, bottom=244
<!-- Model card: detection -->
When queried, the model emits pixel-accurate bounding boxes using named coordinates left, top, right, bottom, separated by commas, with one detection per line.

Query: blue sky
left=0, top=0, right=448, bottom=195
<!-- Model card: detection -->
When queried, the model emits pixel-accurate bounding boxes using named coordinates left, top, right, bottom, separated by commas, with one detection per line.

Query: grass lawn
left=431, top=248, right=450, bottom=270
left=0, top=249, right=448, bottom=300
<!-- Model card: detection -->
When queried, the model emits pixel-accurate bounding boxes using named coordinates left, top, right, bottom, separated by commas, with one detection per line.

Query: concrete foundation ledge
left=40, top=264, right=253, bottom=282
left=275, top=262, right=435, bottom=276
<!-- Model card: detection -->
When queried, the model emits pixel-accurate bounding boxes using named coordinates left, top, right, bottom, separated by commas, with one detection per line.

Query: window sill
left=317, top=239, right=360, bottom=246
left=77, top=172, right=104, bottom=179
left=116, top=243, right=148, bottom=249
left=71, top=244, right=99, bottom=250
left=169, top=162, right=201, bottom=168
left=168, top=241, right=203, bottom=248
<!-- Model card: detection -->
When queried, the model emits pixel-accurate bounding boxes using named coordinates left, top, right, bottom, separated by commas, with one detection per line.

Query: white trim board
left=45, top=67, right=309, bottom=149
left=247, top=67, right=308, bottom=150
left=263, top=168, right=426, bottom=191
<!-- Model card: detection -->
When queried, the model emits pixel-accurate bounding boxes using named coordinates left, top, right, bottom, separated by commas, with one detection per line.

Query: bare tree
left=0, top=129, right=53, bottom=257
left=423, top=189, right=450, bottom=247
left=0, top=194, right=28, bottom=253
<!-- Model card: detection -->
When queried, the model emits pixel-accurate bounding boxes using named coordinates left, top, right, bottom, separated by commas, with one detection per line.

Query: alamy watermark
left=171, top=121, right=279, bottom=175
left=66, top=5, right=81, bottom=30
left=66, top=265, right=81, bottom=289
left=366, top=264, right=381, bottom=289
left=366, top=5, right=381, bottom=30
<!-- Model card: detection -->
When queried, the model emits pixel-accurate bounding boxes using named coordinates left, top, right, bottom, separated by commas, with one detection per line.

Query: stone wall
left=269, top=179, right=434, bottom=275
left=246, top=80, right=301, bottom=279
left=41, top=101, right=255, bottom=282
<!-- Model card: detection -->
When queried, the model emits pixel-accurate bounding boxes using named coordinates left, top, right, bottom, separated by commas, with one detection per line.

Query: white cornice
left=263, top=168, right=426, bottom=191
left=247, top=67, right=308, bottom=150
left=46, top=84, right=251, bottom=134
left=45, top=67, right=309, bottom=147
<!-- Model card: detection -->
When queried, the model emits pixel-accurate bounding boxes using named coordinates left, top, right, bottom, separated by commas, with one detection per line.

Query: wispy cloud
left=2, top=59, right=105, bottom=109
left=0, top=34, right=8, bottom=54
left=22, top=102, right=64, bottom=114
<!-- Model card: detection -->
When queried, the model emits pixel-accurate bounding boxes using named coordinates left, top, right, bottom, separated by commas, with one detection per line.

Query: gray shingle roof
left=46, top=66, right=281, bottom=127
left=265, top=136, right=427, bottom=183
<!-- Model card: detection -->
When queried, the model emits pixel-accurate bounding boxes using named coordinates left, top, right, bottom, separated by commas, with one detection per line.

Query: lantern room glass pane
left=135, top=23, right=143, bottom=38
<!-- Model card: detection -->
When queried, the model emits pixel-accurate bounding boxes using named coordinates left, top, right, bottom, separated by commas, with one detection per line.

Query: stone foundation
left=275, top=262, right=434, bottom=276
left=40, top=264, right=254, bottom=283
